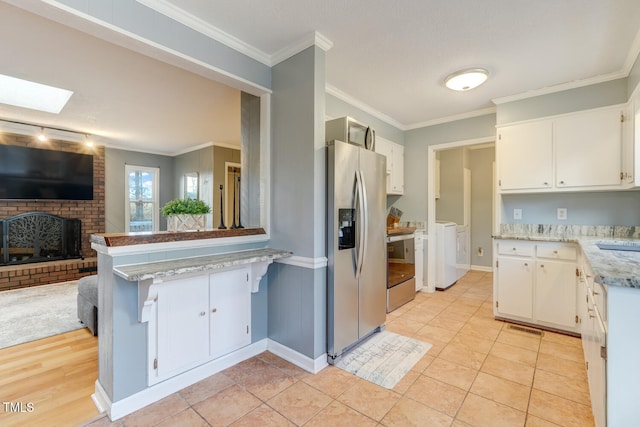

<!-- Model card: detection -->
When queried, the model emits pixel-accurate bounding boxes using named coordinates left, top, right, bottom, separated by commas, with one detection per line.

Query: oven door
left=386, top=234, right=416, bottom=288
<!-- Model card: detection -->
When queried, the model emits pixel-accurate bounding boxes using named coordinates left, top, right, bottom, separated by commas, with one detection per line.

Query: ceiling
left=2, top=0, right=640, bottom=154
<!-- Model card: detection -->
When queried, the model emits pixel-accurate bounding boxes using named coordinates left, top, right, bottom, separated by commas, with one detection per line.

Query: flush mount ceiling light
left=445, top=68, right=489, bottom=91
left=0, top=73, right=73, bottom=114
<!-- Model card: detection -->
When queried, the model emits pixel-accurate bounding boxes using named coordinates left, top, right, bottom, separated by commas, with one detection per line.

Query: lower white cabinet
left=149, top=267, right=251, bottom=384
left=494, top=240, right=579, bottom=333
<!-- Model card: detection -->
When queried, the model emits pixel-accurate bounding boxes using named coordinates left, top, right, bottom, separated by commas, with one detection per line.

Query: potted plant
left=161, top=198, right=211, bottom=231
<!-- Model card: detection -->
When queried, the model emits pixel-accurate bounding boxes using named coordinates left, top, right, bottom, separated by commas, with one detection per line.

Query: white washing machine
left=435, top=221, right=457, bottom=290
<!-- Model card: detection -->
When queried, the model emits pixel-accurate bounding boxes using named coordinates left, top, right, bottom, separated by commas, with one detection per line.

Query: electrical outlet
left=557, top=208, right=568, bottom=220
left=513, top=209, right=522, bottom=220
left=477, top=247, right=484, bottom=257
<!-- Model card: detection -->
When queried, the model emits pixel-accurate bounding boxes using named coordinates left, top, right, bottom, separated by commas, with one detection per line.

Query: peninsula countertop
left=495, top=227, right=640, bottom=289
left=113, top=248, right=292, bottom=282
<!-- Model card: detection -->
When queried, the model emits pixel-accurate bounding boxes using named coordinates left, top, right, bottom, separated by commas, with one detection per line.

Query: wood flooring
left=0, top=328, right=99, bottom=427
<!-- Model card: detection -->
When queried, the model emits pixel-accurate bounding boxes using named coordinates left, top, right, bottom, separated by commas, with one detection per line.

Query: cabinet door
left=497, top=121, right=553, bottom=191
left=390, top=143, right=404, bottom=194
left=374, top=137, right=393, bottom=174
left=496, top=257, right=533, bottom=318
left=534, top=260, right=577, bottom=329
left=156, top=276, right=210, bottom=378
left=555, top=108, right=622, bottom=188
left=210, top=268, right=251, bottom=359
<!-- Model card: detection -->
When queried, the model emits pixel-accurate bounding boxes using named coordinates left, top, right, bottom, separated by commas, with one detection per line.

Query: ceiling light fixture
left=445, top=68, right=489, bottom=91
left=37, top=127, right=47, bottom=142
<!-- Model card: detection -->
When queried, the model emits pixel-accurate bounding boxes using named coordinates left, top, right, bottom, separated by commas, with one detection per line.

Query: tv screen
left=0, top=145, right=94, bottom=200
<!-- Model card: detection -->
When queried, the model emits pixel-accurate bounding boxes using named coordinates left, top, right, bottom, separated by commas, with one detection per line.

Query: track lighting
left=37, top=127, right=47, bottom=142
left=0, top=118, right=96, bottom=147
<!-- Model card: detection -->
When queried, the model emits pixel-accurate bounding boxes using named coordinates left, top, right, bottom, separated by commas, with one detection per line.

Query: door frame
left=426, top=137, right=495, bottom=293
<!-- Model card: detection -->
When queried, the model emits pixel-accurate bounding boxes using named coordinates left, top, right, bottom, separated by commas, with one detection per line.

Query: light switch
left=513, top=209, right=522, bottom=220
left=557, top=208, right=568, bottom=220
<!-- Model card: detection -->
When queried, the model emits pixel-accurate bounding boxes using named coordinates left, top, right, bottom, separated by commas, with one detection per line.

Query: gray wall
left=326, top=93, right=405, bottom=143
left=436, top=148, right=465, bottom=225
left=399, top=113, right=497, bottom=223
left=502, top=191, right=640, bottom=226
left=469, top=147, right=495, bottom=268
left=496, top=79, right=628, bottom=125
left=104, top=147, right=175, bottom=233
left=269, top=46, right=327, bottom=359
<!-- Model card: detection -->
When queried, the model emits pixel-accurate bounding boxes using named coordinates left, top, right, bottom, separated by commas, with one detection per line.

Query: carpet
left=335, top=330, right=432, bottom=389
left=0, top=280, right=84, bottom=349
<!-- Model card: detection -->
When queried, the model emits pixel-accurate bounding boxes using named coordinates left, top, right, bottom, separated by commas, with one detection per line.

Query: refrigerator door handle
left=358, top=170, right=368, bottom=276
left=354, top=170, right=365, bottom=280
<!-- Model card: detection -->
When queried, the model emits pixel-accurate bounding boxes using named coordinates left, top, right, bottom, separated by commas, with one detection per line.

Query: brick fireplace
left=0, top=133, right=105, bottom=291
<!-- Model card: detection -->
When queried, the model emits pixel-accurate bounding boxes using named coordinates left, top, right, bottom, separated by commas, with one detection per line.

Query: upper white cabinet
left=375, top=137, right=404, bottom=195
left=497, top=105, right=626, bottom=193
left=497, top=120, right=553, bottom=191
left=555, top=108, right=622, bottom=189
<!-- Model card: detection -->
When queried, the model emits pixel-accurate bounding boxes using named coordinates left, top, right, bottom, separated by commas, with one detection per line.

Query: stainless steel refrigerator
left=327, top=139, right=387, bottom=364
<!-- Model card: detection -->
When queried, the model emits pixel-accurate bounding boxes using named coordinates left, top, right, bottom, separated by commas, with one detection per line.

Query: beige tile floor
left=83, top=271, right=594, bottom=426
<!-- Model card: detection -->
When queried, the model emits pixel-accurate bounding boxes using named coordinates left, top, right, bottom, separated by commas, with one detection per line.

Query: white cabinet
left=156, top=275, right=210, bottom=379
left=497, top=105, right=625, bottom=193
left=494, top=240, right=578, bottom=333
left=414, top=233, right=424, bottom=292
left=497, top=120, right=553, bottom=191
left=209, top=268, right=251, bottom=359
left=150, top=267, right=252, bottom=384
left=555, top=108, right=622, bottom=189
left=375, top=137, right=404, bottom=195
left=579, top=259, right=607, bottom=427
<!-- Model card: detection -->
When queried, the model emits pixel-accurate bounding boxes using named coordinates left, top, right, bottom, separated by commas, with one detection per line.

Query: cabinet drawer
left=536, top=244, right=577, bottom=260
left=497, top=242, right=534, bottom=257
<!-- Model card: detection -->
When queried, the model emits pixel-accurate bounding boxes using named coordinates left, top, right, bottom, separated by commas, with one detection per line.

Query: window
left=125, top=165, right=159, bottom=232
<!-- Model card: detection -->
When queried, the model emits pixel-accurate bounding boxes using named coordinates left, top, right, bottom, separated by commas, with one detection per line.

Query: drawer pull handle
left=593, top=291, right=600, bottom=296
left=212, top=308, right=217, bottom=313
left=553, top=250, right=558, bottom=254
left=540, top=264, right=544, bottom=268
left=524, top=263, right=528, bottom=267
left=199, top=311, right=206, bottom=317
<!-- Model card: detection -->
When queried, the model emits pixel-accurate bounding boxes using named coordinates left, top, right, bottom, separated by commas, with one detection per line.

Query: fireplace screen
left=0, top=212, right=82, bottom=265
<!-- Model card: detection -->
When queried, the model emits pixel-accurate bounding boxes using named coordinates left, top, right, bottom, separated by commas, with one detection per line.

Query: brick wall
left=0, top=133, right=105, bottom=290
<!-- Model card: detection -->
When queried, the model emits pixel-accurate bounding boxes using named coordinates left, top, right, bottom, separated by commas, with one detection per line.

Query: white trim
left=94, top=339, right=269, bottom=421
left=470, top=264, right=493, bottom=273
left=92, top=338, right=328, bottom=421
left=405, top=107, right=497, bottom=130
left=492, top=71, right=628, bottom=105
left=275, top=255, right=328, bottom=269
left=326, top=84, right=406, bottom=130
left=272, top=32, right=333, bottom=66
left=267, top=339, right=328, bottom=374
left=136, top=0, right=271, bottom=66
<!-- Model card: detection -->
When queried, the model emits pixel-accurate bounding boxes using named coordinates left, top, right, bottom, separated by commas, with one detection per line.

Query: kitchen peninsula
left=89, top=228, right=291, bottom=421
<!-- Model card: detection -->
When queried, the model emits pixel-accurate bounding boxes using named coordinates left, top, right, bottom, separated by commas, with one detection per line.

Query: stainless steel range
left=386, top=230, right=416, bottom=312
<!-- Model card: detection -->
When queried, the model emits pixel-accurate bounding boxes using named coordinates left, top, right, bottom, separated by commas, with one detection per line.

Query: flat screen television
left=0, top=145, right=94, bottom=200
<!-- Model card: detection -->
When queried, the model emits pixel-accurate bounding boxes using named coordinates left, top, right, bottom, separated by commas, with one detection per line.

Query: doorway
left=426, top=138, right=495, bottom=293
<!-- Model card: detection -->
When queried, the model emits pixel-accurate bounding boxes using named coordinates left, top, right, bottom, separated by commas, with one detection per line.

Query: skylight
left=0, top=74, right=73, bottom=114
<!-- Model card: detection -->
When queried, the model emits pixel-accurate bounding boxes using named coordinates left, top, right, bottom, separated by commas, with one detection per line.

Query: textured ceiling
left=1, top=0, right=640, bottom=153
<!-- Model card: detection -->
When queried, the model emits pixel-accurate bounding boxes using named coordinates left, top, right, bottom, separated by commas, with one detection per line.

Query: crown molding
left=492, top=69, right=629, bottom=105
left=405, top=106, right=497, bottom=130
left=136, top=0, right=271, bottom=65
left=272, top=32, right=333, bottom=66
left=326, top=84, right=406, bottom=130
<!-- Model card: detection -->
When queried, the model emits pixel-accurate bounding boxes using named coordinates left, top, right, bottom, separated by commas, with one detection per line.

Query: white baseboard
left=92, top=338, right=329, bottom=421
left=266, top=339, right=328, bottom=374
left=94, top=339, right=268, bottom=421
left=470, top=264, right=493, bottom=272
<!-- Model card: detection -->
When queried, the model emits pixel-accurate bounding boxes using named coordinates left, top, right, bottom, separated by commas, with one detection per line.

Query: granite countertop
left=495, top=224, right=640, bottom=289
left=113, top=248, right=292, bottom=282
